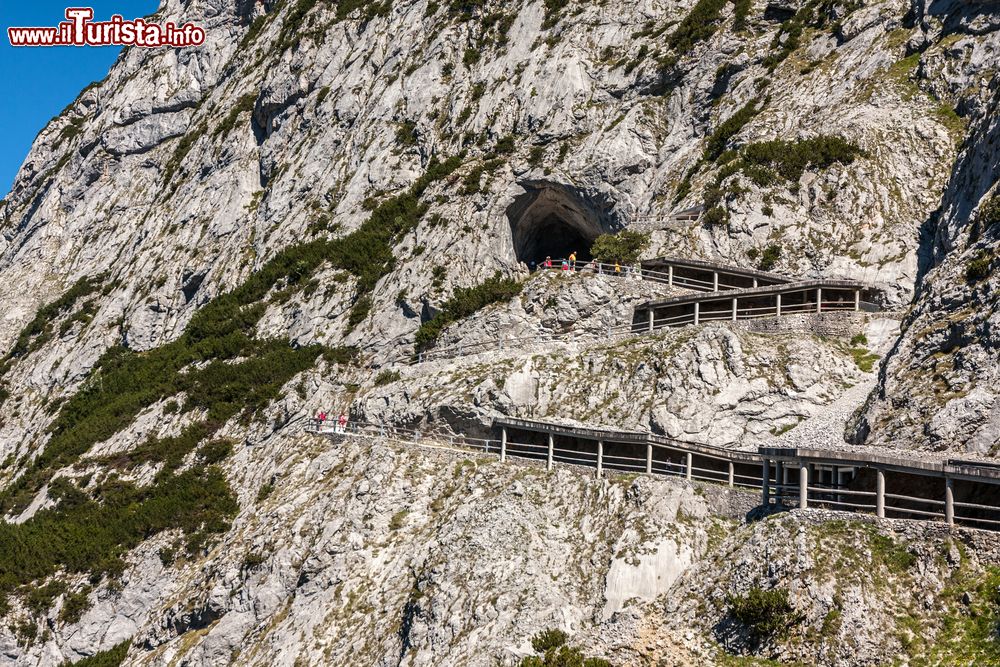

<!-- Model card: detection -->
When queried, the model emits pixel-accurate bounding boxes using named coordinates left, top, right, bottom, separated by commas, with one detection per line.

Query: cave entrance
left=506, top=180, right=620, bottom=267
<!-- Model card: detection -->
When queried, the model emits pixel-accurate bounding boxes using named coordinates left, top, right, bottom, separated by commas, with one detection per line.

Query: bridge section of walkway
left=639, top=256, right=791, bottom=292
left=492, top=417, right=1000, bottom=531
left=632, top=279, right=881, bottom=331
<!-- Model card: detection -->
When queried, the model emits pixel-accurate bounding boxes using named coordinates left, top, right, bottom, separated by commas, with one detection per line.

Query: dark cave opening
left=506, top=181, right=620, bottom=267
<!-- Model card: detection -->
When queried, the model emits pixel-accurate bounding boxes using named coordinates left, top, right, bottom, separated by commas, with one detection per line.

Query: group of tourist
left=315, top=411, right=349, bottom=433
left=533, top=253, right=629, bottom=276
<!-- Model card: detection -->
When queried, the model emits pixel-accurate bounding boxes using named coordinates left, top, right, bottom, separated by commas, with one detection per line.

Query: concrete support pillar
left=647, top=309, right=654, bottom=332
left=876, top=469, right=885, bottom=518
left=500, top=427, right=507, bottom=462
left=762, top=459, right=771, bottom=505
left=646, top=443, right=653, bottom=474
left=799, top=464, right=809, bottom=509
left=732, top=297, right=738, bottom=321
left=685, top=452, right=693, bottom=481
left=728, top=461, right=735, bottom=488
left=693, top=302, right=700, bottom=325
left=713, top=271, right=719, bottom=291
left=854, top=289, right=860, bottom=311
left=945, top=478, right=955, bottom=526
left=668, top=265, right=674, bottom=287
left=816, top=288, right=823, bottom=313
left=596, top=441, right=603, bottom=478
left=776, top=293, right=782, bottom=317
left=775, top=462, right=784, bottom=502
left=547, top=433, right=554, bottom=471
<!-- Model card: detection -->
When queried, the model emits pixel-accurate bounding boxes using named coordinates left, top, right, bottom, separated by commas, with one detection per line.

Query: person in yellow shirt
left=568, top=251, right=577, bottom=271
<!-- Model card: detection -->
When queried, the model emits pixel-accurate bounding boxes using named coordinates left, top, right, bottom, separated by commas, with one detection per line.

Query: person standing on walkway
left=545, top=256, right=552, bottom=269
left=569, top=251, right=577, bottom=271
left=614, top=262, right=621, bottom=275
left=561, top=259, right=569, bottom=271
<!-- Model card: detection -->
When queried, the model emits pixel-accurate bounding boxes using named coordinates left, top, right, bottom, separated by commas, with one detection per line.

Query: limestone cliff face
left=858, top=78, right=1000, bottom=453
left=1, top=0, right=1000, bottom=665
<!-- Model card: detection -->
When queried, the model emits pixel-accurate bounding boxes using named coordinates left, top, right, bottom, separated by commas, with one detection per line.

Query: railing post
left=945, top=477, right=954, bottom=526
left=596, top=440, right=603, bottom=478
left=500, top=427, right=507, bottom=462
left=876, top=469, right=885, bottom=518
left=799, top=464, right=809, bottom=509
left=685, top=452, right=692, bottom=480
left=854, top=289, right=860, bottom=311
left=728, top=461, right=734, bottom=488
left=752, top=278, right=758, bottom=288
left=732, top=297, right=738, bottom=322
left=648, top=309, right=654, bottom=333
left=646, top=443, right=652, bottom=474
left=547, top=433, right=554, bottom=471
left=713, top=271, right=719, bottom=291
left=776, top=293, right=782, bottom=317
left=693, top=302, right=700, bottom=326
left=816, top=288, right=822, bottom=314
left=668, top=265, right=673, bottom=287
left=762, top=459, right=771, bottom=505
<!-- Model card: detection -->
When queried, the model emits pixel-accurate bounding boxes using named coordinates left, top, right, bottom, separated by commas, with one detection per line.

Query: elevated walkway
left=305, top=416, right=1000, bottom=532
left=633, top=278, right=881, bottom=331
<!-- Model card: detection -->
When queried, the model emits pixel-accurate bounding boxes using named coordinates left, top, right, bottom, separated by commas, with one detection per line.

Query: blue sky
left=0, top=1, right=158, bottom=196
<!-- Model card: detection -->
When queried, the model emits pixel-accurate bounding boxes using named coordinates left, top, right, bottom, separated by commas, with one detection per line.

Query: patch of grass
left=414, top=272, right=522, bottom=351
left=256, top=482, right=275, bottom=503
left=849, top=347, right=880, bottom=373
left=870, top=533, right=916, bottom=573
left=60, top=640, right=130, bottom=667
left=922, top=566, right=1000, bottom=664
left=966, top=250, right=994, bottom=284
left=389, top=510, right=408, bottom=530
left=374, top=370, right=401, bottom=386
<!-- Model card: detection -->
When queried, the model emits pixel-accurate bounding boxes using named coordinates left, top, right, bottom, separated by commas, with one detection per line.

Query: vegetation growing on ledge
left=966, top=250, right=994, bottom=284
left=414, top=272, right=523, bottom=351
left=590, top=230, right=650, bottom=265
left=0, top=195, right=376, bottom=616
left=519, top=628, right=613, bottom=667
left=763, top=0, right=864, bottom=71
left=704, top=100, right=765, bottom=161
left=747, top=243, right=783, bottom=272
left=739, top=136, right=864, bottom=185
left=0, top=274, right=107, bottom=371
left=60, top=640, right=130, bottom=667
left=726, top=587, right=799, bottom=640
left=972, top=194, right=1000, bottom=242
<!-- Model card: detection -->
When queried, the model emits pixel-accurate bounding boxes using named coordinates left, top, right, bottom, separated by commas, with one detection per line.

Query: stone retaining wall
left=730, top=312, right=870, bottom=338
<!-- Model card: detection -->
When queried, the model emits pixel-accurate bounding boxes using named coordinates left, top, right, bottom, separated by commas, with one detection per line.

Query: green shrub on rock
left=414, top=272, right=522, bottom=351
left=520, top=628, right=614, bottom=667
left=589, top=230, right=650, bottom=264
left=727, top=586, right=798, bottom=639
